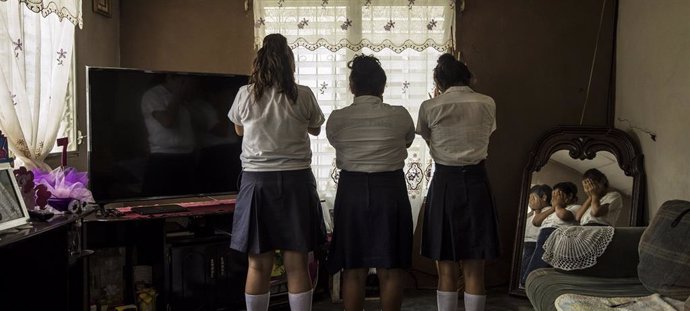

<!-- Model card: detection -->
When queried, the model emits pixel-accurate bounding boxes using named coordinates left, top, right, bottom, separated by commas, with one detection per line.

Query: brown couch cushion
left=638, top=200, right=690, bottom=300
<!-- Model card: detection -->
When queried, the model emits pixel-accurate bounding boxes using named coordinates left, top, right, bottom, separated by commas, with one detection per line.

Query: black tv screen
left=87, top=67, right=249, bottom=203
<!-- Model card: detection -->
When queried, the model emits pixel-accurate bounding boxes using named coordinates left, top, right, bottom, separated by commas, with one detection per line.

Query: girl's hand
left=528, top=193, right=541, bottom=210
left=552, top=190, right=566, bottom=208
left=583, top=179, right=594, bottom=197
left=433, top=86, right=441, bottom=98
left=583, top=179, right=601, bottom=200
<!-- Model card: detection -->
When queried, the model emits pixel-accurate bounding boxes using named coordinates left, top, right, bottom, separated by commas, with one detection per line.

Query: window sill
left=44, top=150, right=81, bottom=159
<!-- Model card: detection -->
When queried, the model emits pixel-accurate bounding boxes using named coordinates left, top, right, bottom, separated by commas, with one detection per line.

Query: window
left=293, top=46, right=441, bottom=198
left=17, top=4, right=78, bottom=154
left=51, top=59, right=78, bottom=153
left=254, top=0, right=456, bottom=218
left=0, top=1, right=80, bottom=167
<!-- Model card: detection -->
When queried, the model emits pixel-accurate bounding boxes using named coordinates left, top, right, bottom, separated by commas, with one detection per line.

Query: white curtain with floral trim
left=0, top=0, right=81, bottom=169
left=253, top=0, right=455, bottom=51
left=254, top=0, right=456, bottom=227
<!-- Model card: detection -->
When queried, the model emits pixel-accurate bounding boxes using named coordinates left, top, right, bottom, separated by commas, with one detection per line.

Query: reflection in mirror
left=518, top=150, right=634, bottom=288
left=509, top=127, right=645, bottom=296
left=533, top=150, right=633, bottom=226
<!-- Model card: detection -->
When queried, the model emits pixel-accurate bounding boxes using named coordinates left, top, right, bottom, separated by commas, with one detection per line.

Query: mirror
left=509, top=127, right=645, bottom=296
left=531, top=150, right=634, bottom=226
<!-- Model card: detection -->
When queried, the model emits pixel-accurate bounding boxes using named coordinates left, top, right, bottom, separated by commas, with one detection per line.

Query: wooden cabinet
left=83, top=202, right=246, bottom=311
left=167, top=236, right=246, bottom=311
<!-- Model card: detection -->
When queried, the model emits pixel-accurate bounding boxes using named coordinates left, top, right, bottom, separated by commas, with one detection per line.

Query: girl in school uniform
left=521, top=182, right=580, bottom=285
left=326, top=55, right=415, bottom=311
left=575, top=168, right=623, bottom=226
left=228, top=33, right=326, bottom=311
left=521, top=184, right=552, bottom=287
left=417, top=53, right=500, bottom=311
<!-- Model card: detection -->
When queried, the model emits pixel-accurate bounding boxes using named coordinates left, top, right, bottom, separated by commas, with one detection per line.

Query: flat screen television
left=87, top=67, right=249, bottom=203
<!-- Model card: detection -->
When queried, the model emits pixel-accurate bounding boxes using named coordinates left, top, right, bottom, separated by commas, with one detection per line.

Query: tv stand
left=83, top=197, right=244, bottom=311
left=0, top=208, right=96, bottom=311
left=130, top=204, right=188, bottom=215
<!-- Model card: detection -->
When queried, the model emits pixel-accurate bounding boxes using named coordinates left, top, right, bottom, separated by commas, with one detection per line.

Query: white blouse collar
left=444, top=86, right=473, bottom=94
left=352, top=95, right=383, bottom=105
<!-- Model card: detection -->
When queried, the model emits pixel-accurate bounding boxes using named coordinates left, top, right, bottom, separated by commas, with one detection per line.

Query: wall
left=50, top=0, right=255, bottom=170
left=456, top=0, right=616, bottom=284
left=119, top=0, right=255, bottom=75
left=45, top=0, right=121, bottom=171
left=615, top=0, right=690, bottom=220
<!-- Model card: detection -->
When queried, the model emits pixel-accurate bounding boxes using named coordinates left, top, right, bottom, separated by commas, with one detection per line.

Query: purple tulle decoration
left=32, top=167, right=94, bottom=202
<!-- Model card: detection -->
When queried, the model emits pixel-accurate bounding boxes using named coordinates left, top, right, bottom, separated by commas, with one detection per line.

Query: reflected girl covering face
left=529, top=193, right=548, bottom=210
left=551, top=182, right=578, bottom=207
left=528, top=185, right=552, bottom=211
left=582, top=168, right=610, bottom=198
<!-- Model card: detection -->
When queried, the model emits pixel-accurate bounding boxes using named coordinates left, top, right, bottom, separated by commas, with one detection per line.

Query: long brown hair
left=249, top=33, right=298, bottom=103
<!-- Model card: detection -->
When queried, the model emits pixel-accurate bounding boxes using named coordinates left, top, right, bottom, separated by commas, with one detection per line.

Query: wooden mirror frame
left=509, top=126, right=646, bottom=296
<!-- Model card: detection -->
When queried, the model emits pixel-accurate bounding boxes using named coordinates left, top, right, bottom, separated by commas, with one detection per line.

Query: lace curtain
left=0, top=0, right=81, bottom=169
left=253, top=0, right=455, bottom=51
left=253, top=0, right=456, bottom=226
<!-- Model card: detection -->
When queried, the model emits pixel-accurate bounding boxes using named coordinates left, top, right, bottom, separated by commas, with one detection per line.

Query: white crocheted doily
left=542, top=226, right=615, bottom=271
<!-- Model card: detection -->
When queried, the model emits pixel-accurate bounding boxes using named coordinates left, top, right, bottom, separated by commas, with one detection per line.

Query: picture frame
left=0, top=162, right=30, bottom=231
left=92, top=0, right=112, bottom=17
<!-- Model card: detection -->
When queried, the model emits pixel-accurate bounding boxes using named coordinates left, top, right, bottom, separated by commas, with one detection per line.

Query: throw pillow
left=638, top=200, right=690, bottom=300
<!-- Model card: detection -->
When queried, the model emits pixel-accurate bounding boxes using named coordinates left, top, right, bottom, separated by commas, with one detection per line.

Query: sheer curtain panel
left=0, top=0, right=81, bottom=169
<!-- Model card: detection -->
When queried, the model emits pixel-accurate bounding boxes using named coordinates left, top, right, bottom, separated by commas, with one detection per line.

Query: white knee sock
left=288, top=288, right=313, bottom=311
left=246, top=292, right=270, bottom=311
left=464, top=292, right=486, bottom=311
left=437, top=290, right=458, bottom=311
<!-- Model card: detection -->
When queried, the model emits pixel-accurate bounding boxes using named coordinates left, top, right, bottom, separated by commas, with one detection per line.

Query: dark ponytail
left=348, top=54, right=386, bottom=97
left=433, top=53, right=472, bottom=92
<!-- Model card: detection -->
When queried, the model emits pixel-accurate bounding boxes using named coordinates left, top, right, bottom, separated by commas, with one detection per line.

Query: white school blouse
left=416, top=86, right=496, bottom=166
left=326, top=95, right=415, bottom=172
left=524, top=208, right=546, bottom=242
left=540, top=205, right=581, bottom=229
left=141, top=85, right=195, bottom=154
left=580, top=191, right=623, bottom=226
left=228, top=85, right=325, bottom=171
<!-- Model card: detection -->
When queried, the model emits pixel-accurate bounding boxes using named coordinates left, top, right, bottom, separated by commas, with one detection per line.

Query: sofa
left=525, top=200, right=690, bottom=311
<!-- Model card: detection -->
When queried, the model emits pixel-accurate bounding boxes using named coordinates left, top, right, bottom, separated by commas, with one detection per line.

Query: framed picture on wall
left=93, top=0, right=112, bottom=17
left=0, top=162, right=30, bottom=231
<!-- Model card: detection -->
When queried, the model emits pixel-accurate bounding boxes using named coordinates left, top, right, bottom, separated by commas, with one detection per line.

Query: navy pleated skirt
left=326, top=170, right=413, bottom=273
left=421, top=162, right=500, bottom=261
left=230, top=169, right=326, bottom=255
